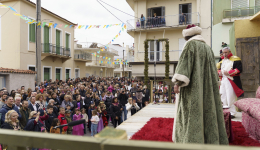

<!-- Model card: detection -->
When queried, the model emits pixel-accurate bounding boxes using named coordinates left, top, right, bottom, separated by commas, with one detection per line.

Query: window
left=75, top=69, right=80, bottom=78
left=44, top=26, right=50, bottom=53
left=66, top=69, right=70, bottom=80
left=44, top=68, right=50, bottom=81
left=148, top=41, right=162, bottom=61
left=256, top=0, right=260, bottom=6
left=29, top=23, right=36, bottom=42
left=66, top=33, right=70, bottom=49
left=232, top=0, right=249, bottom=9
left=56, top=30, right=61, bottom=55
left=56, top=68, right=61, bottom=80
left=0, top=76, right=5, bottom=90
left=29, top=66, right=35, bottom=71
left=179, top=3, right=192, bottom=24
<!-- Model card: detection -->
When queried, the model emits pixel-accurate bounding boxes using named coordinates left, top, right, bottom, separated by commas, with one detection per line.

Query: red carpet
left=130, top=118, right=260, bottom=147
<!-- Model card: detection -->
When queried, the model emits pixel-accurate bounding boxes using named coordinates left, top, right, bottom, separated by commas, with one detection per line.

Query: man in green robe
left=172, top=25, right=228, bottom=145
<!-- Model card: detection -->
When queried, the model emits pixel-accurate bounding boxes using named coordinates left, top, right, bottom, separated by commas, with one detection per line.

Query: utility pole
left=36, top=0, right=42, bottom=86
left=123, top=49, right=125, bottom=77
left=123, top=42, right=125, bottom=77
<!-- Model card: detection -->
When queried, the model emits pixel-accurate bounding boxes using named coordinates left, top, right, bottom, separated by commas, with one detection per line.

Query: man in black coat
left=79, top=85, right=86, bottom=97
left=118, top=90, right=128, bottom=122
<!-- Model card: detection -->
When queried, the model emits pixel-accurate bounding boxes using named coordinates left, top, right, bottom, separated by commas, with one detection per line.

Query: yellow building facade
left=0, top=0, right=88, bottom=81
left=126, top=0, right=211, bottom=79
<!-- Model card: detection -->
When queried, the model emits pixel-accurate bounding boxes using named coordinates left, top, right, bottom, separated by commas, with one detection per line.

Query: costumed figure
left=216, top=47, right=244, bottom=118
left=72, top=108, right=84, bottom=136
left=171, top=24, right=228, bottom=145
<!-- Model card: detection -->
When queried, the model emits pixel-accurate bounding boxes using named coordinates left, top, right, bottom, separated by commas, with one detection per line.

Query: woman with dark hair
left=10, top=90, right=16, bottom=98
left=140, top=14, right=145, bottom=28
left=110, top=97, right=122, bottom=128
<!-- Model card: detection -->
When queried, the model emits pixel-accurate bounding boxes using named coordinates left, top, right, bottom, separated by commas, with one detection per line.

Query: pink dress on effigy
left=72, top=114, right=84, bottom=136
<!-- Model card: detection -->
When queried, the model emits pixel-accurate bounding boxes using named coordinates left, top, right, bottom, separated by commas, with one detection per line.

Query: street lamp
left=100, top=68, right=103, bottom=77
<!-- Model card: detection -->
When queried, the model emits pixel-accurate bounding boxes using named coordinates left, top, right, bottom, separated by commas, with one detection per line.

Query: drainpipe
left=211, top=0, right=213, bottom=48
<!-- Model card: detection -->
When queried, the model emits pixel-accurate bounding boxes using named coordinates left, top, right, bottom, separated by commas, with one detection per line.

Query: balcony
left=126, top=12, right=200, bottom=33
left=74, top=53, right=92, bottom=62
left=41, top=43, right=71, bottom=62
left=75, top=42, right=119, bottom=56
left=223, top=6, right=260, bottom=23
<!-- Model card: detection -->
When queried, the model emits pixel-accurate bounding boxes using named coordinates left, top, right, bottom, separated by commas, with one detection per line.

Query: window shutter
left=232, top=0, right=249, bottom=9
left=32, top=24, right=35, bottom=42
left=256, top=0, right=260, bottom=6
left=29, top=24, right=32, bottom=42
left=66, top=34, right=69, bottom=49
left=161, top=7, right=165, bottom=16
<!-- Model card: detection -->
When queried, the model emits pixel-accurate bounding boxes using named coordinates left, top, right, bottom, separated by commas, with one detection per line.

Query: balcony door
left=56, top=30, right=61, bottom=55
left=44, top=26, right=50, bottom=53
left=179, top=3, right=192, bottom=24
left=148, top=41, right=162, bottom=62
left=147, top=6, right=165, bottom=17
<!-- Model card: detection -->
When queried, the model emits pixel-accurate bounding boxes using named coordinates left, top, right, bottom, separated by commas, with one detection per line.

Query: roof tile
left=0, top=67, right=37, bottom=74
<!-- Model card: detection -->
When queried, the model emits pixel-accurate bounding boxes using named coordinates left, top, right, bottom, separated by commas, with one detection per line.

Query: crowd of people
left=0, top=76, right=175, bottom=141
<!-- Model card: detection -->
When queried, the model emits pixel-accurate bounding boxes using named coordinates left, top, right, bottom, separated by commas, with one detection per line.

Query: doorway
left=75, top=69, right=80, bottom=78
left=66, top=69, right=70, bottom=80
left=236, top=37, right=260, bottom=98
left=179, top=3, right=192, bottom=24
left=56, top=68, right=61, bottom=80
left=44, top=68, right=51, bottom=81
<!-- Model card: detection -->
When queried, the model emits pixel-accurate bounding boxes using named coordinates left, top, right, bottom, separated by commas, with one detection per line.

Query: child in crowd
left=50, top=118, right=65, bottom=134
left=88, top=102, right=96, bottom=132
left=65, top=110, right=72, bottom=134
left=72, top=108, right=84, bottom=136
left=81, top=108, right=88, bottom=134
left=91, top=110, right=99, bottom=137
left=101, top=106, right=108, bottom=127
left=97, top=106, right=104, bottom=133
left=48, top=99, right=59, bottom=118
left=66, top=104, right=71, bottom=111
left=45, top=105, right=55, bottom=132
left=57, top=107, right=68, bottom=132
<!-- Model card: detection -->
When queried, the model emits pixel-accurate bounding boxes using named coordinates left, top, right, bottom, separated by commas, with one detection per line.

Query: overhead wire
left=0, top=1, right=18, bottom=18
left=98, top=0, right=136, bottom=18
left=96, top=0, right=126, bottom=24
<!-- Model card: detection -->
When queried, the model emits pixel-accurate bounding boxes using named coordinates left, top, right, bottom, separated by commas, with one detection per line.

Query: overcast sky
left=31, top=0, right=135, bottom=47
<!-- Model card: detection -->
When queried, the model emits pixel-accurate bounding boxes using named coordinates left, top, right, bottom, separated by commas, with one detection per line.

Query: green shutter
left=44, top=68, right=50, bottom=81
left=66, top=69, right=70, bottom=80
left=56, top=69, right=60, bottom=80
left=66, top=34, right=69, bottom=49
left=44, top=26, right=50, bottom=53
left=29, top=24, right=36, bottom=42
left=56, top=30, right=60, bottom=55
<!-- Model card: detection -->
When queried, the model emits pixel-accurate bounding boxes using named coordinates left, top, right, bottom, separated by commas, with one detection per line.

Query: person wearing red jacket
left=58, top=107, right=68, bottom=131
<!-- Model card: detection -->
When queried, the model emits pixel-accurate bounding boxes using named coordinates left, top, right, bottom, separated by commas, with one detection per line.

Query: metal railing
left=126, top=12, right=200, bottom=30
left=0, top=129, right=254, bottom=150
left=42, top=43, right=71, bottom=57
left=76, top=42, right=119, bottom=55
left=74, top=52, right=92, bottom=60
left=223, top=6, right=260, bottom=18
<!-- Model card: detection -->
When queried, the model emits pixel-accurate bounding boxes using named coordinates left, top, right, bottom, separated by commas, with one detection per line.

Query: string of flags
left=0, top=3, right=129, bottom=65
left=0, top=3, right=127, bottom=30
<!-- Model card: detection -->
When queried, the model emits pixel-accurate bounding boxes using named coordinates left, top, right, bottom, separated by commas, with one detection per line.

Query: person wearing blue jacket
left=0, top=96, right=21, bottom=125
left=140, top=14, right=145, bottom=28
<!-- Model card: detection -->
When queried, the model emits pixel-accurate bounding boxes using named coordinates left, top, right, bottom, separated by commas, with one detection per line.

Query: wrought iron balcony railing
left=42, top=43, right=71, bottom=57
left=126, top=12, right=200, bottom=30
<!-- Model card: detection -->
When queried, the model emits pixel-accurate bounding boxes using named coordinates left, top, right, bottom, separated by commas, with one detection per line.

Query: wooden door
left=236, top=37, right=260, bottom=98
